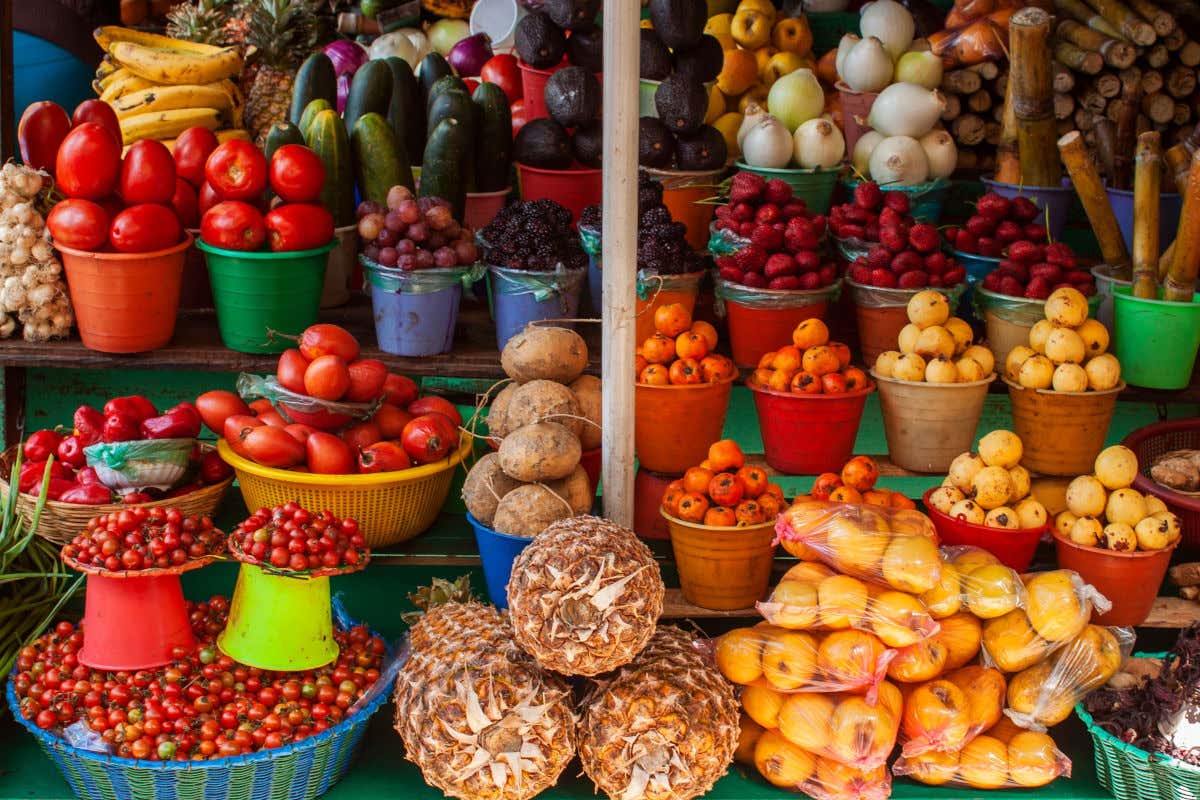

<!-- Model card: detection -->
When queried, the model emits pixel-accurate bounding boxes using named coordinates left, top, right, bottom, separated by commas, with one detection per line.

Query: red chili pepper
left=199, top=450, right=233, bottom=484
left=59, top=483, right=112, bottom=505
left=75, top=466, right=101, bottom=485
left=122, top=492, right=153, bottom=504
left=56, top=435, right=86, bottom=468
left=103, top=395, right=157, bottom=424
left=72, top=405, right=104, bottom=446
left=166, top=402, right=203, bottom=438
left=23, top=430, right=63, bottom=462
left=103, top=413, right=140, bottom=443
left=18, top=460, right=48, bottom=493
left=140, top=406, right=202, bottom=440
left=165, top=482, right=204, bottom=498
left=31, top=477, right=76, bottom=501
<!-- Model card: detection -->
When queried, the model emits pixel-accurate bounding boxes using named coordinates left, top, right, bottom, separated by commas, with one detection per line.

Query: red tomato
left=268, top=144, right=325, bottom=203
left=306, top=432, right=353, bottom=474
left=407, top=396, right=463, bottom=427
left=72, top=100, right=121, bottom=146
left=223, top=414, right=264, bottom=457
left=171, top=178, right=200, bottom=229
left=173, top=127, right=219, bottom=188
left=304, top=355, right=350, bottom=400
left=357, top=441, right=411, bottom=473
left=56, top=123, right=121, bottom=199
left=341, top=421, right=382, bottom=450
left=511, top=98, right=528, bottom=138
left=345, top=359, right=387, bottom=402
left=195, top=390, right=250, bottom=435
left=257, top=409, right=286, bottom=427
left=109, top=204, right=182, bottom=253
left=120, top=140, right=176, bottom=205
left=249, top=398, right=273, bottom=415
left=201, top=201, right=266, bottom=251
left=17, top=101, right=71, bottom=174
left=46, top=199, right=109, bottom=251
left=204, top=140, right=267, bottom=200
left=242, top=425, right=306, bottom=468
left=198, top=181, right=221, bottom=216
left=276, top=348, right=309, bottom=394
left=264, top=203, right=334, bottom=252
left=381, top=373, right=418, bottom=407
left=373, top=404, right=413, bottom=439
left=299, top=324, right=359, bottom=362
left=284, top=423, right=317, bottom=443
left=400, top=414, right=457, bottom=464
left=480, top=56, right=522, bottom=102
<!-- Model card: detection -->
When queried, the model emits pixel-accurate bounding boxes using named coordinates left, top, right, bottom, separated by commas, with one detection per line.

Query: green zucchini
left=342, top=60, right=393, bottom=138
left=471, top=82, right=513, bottom=193
left=384, top=57, right=425, bottom=165
left=352, top=112, right=412, bottom=206
left=298, top=98, right=332, bottom=139
left=417, top=52, right=452, bottom=101
left=305, top=109, right=356, bottom=227
left=420, top=117, right=469, bottom=220
left=425, top=74, right=468, bottom=114
left=288, top=52, right=336, bottom=127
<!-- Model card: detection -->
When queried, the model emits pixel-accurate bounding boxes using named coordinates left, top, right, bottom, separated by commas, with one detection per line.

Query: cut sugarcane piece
left=1011, top=8, right=1062, bottom=187
left=1165, top=149, right=1200, bottom=301
left=1058, top=130, right=1131, bottom=277
left=1132, top=131, right=1162, bottom=299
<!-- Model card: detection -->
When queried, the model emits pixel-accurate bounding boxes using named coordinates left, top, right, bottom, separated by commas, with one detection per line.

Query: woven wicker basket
left=0, top=444, right=233, bottom=546
left=1123, top=419, right=1200, bottom=554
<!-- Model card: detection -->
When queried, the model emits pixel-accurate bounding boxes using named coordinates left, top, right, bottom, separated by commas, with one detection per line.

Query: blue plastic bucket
left=952, top=248, right=1002, bottom=323
left=1106, top=187, right=1183, bottom=254
left=981, top=178, right=1074, bottom=240
left=588, top=254, right=602, bottom=313
left=370, top=283, right=461, bottom=356
left=488, top=265, right=585, bottom=349
left=468, top=513, right=531, bottom=608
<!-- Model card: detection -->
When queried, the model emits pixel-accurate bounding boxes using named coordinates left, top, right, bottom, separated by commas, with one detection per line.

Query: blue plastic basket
left=468, top=512, right=532, bottom=609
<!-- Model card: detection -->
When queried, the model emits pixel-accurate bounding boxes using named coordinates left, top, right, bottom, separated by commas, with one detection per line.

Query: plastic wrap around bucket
left=718, top=279, right=837, bottom=367
left=517, top=162, right=602, bottom=223
left=923, top=489, right=1046, bottom=572
left=364, top=259, right=468, bottom=356
left=750, top=382, right=875, bottom=475
left=952, top=247, right=1001, bottom=321
left=1112, top=286, right=1200, bottom=390
left=839, top=177, right=951, bottom=223
left=321, top=224, right=356, bottom=308
left=464, top=187, right=510, bottom=231
left=836, top=82, right=878, bottom=155
left=58, top=235, right=190, bottom=353
left=981, top=178, right=1074, bottom=240
left=488, top=264, right=585, bottom=349
left=664, top=511, right=777, bottom=610
left=850, top=279, right=967, bottom=365
left=180, top=229, right=213, bottom=309
left=1054, top=531, right=1175, bottom=626
left=1091, top=263, right=1131, bottom=329
left=78, top=572, right=194, bottom=671
left=645, top=167, right=725, bottom=250
left=639, top=79, right=659, bottom=117
left=199, top=239, right=333, bottom=354
left=469, top=513, right=531, bottom=609
left=735, top=162, right=840, bottom=214
left=975, top=286, right=1103, bottom=372
left=217, top=563, right=337, bottom=671
left=1006, top=378, right=1124, bottom=476
left=872, top=371, right=994, bottom=473
left=635, top=377, right=734, bottom=474
left=634, top=467, right=674, bottom=540
left=1107, top=186, right=1182, bottom=255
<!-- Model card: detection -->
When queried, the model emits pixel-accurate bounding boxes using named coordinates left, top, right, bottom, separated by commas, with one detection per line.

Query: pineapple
left=507, top=516, right=665, bottom=677
left=241, top=0, right=318, bottom=147
left=579, top=626, right=740, bottom=800
left=395, top=579, right=577, bottom=800
left=166, top=0, right=238, bottom=46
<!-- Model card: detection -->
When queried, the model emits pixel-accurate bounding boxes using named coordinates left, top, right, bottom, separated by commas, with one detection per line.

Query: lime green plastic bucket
left=198, top=239, right=334, bottom=354
left=1112, top=285, right=1200, bottom=390
left=735, top=162, right=840, bottom=213
left=217, top=563, right=338, bottom=671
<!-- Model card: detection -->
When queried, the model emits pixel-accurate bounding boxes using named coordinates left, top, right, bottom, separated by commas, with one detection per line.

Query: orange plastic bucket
left=635, top=377, right=734, bottom=474
left=635, top=271, right=705, bottom=344
left=1006, top=379, right=1124, bottom=476
left=724, top=291, right=832, bottom=367
left=517, top=163, right=602, bottom=224
left=644, top=168, right=724, bottom=250
left=837, top=81, right=879, bottom=155
left=78, top=572, right=194, bottom=671
left=59, top=234, right=190, bottom=353
left=855, top=304, right=909, bottom=365
left=664, top=510, right=777, bottom=610
left=1054, top=531, right=1175, bottom=626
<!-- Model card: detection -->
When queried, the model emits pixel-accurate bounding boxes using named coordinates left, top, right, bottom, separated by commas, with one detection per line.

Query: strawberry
left=1025, top=277, right=1051, bottom=299
left=955, top=230, right=978, bottom=253
left=810, top=215, right=827, bottom=235
left=819, top=263, right=837, bottom=285
left=864, top=221, right=881, bottom=242
left=995, top=220, right=1023, bottom=245
left=714, top=205, right=731, bottom=219
left=1044, top=241, right=1076, bottom=268
left=1029, top=263, right=1063, bottom=284
left=1000, top=261, right=1029, bottom=283
left=764, top=178, right=793, bottom=206
left=837, top=223, right=865, bottom=240
left=898, top=269, right=930, bottom=289
left=729, top=171, right=766, bottom=204
left=977, top=237, right=1002, bottom=257
left=924, top=251, right=947, bottom=273
left=842, top=205, right=870, bottom=224
left=770, top=275, right=802, bottom=290
left=785, top=229, right=819, bottom=251
left=765, top=253, right=796, bottom=278
left=976, top=193, right=1011, bottom=220
left=854, top=181, right=883, bottom=209
left=718, top=265, right=745, bottom=283
left=715, top=255, right=735, bottom=271
left=879, top=207, right=905, bottom=229
left=943, top=226, right=960, bottom=248
left=928, top=274, right=944, bottom=287
left=981, top=271, right=1003, bottom=291
left=870, top=268, right=898, bottom=288
left=742, top=271, right=767, bottom=288
left=965, top=215, right=995, bottom=237
left=941, top=265, right=966, bottom=286
left=750, top=225, right=784, bottom=251
left=1024, top=223, right=1047, bottom=242
left=733, top=244, right=767, bottom=273
left=714, top=219, right=734, bottom=232
left=782, top=201, right=809, bottom=219
left=883, top=191, right=910, bottom=213
left=866, top=246, right=892, bottom=271
left=794, top=250, right=821, bottom=272
left=908, top=223, right=940, bottom=253
left=1010, top=196, right=1040, bottom=221
left=738, top=221, right=756, bottom=238
left=1007, top=240, right=1040, bottom=264
left=798, top=271, right=821, bottom=290
left=880, top=226, right=908, bottom=253
left=1065, top=270, right=1093, bottom=285
left=731, top=202, right=754, bottom=221
left=849, top=263, right=872, bottom=284
left=891, top=251, right=924, bottom=274
left=755, top=203, right=782, bottom=225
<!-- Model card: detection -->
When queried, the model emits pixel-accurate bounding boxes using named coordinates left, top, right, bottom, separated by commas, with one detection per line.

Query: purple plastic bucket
left=489, top=264, right=585, bottom=349
left=363, top=259, right=465, bottom=356
left=1106, top=186, right=1183, bottom=253
left=588, top=254, right=602, bottom=313
left=981, top=178, right=1074, bottom=240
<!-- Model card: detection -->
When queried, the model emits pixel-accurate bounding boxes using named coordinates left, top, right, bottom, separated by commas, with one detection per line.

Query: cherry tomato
left=72, top=99, right=121, bottom=146
left=268, top=144, right=325, bottom=203
left=357, top=441, right=411, bottom=473
left=344, top=359, right=387, bottom=402
left=46, top=199, right=109, bottom=251
left=381, top=373, right=418, bottom=407
left=303, top=355, right=350, bottom=400
left=56, top=123, right=121, bottom=199
left=373, top=404, right=412, bottom=439
left=407, top=396, right=463, bottom=427
left=400, top=414, right=458, bottom=464
left=195, top=390, right=251, bottom=435
left=199, top=450, right=233, bottom=484
left=173, top=127, right=219, bottom=188
left=298, top=324, right=359, bottom=362
left=264, top=203, right=334, bottom=252
left=204, top=140, right=267, bottom=200
left=201, top=201, right=266, bottom=251
left=171, top=178, right=200, bottom=229
left=110, top=204, right=183, bottom=253
left=480, top=56, right=523, bottom=102
left=306, top=432, right=353, bottom=474
left=341, top=421, right=382, bottom=450
left=276, top=348, right=309, bottom=394
left=241, top=425, right=305, bottom=468
left=510, top=98, right=528, bottom=138
left=198, top=181, right=221, bottom=217
left=18, top=102, right=71, bottom=174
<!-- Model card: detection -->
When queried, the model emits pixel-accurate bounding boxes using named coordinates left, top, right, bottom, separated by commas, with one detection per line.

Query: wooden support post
left=1011, top=8, right=1062, bottom=186
left=1059, top=130, right=1132, bottom=276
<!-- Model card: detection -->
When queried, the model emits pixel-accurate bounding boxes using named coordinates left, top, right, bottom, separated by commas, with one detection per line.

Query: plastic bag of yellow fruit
left=715, top=624, right=898, bottom=696
left=756, top=561, right=940, bottom=648
left=1004, top=624, right=1134, bottom=731
left=898, top=666, right=1007, bottom=756
left=888, top=611, right=983, bottom=684
left=751, top=728, right=893, bottom=800
left=922, top=546, right=1028, bottom=621
left=776, top=501, right=942, bottom=594
left=893, top=718, right=1072, bottom=789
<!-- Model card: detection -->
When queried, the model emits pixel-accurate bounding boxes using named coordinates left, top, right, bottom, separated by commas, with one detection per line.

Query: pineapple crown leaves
left=245, top=0, right=324, bottom=68
left=166, top=0, right=239, bottom=45
left=401, top=574, right=477, bottom=625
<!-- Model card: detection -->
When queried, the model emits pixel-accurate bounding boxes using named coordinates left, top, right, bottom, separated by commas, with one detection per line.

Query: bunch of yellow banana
left=92, top=26, right=249, bottom=148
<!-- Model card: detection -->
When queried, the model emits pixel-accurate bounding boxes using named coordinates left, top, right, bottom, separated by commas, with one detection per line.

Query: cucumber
left=420, top=117, right=469, bottom=220
left=426, top=88, right=476, bottom=140
left=353, top=112, right=412, bottom=206
left=472, top=82, right=513, bottom=193
left=342, top=60, right=393, bottom=138
left=417, top=52, right=452, bottom=102
left=306, top=109, right=356, bottom=227
left=264, top=121, right=305, bottom=163
left=384, top=57, right=425, bottom=165
left=299, top=98, right=332, bottom=139
left=426, top=74, right=468, bottom=114
left=289, top=52, right=336, bottom=127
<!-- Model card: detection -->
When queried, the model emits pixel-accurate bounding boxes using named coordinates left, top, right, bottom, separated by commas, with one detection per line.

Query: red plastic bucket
left=725, top=294, right=830, bottom=367
left=78, top=572, right=194, bottom=671
left=750, top=382, right=874, bottom=474
left=634, top=467, right=675, bottom=540
left=579, top=447, right=601, bottom=498
left=519, top=60, right=601, bottom=121
left=517, top=162, right=602, bottom=223
left=464, top=187, right=511, bottom=231
left=922, top=488, right=1046, bottom=572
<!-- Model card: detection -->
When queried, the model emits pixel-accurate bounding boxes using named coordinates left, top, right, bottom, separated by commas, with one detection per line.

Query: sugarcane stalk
left=996, top=68, right=1021, bottom=183
left=1166, top=65, right=1198, bottom=99
left=1075, top=107, right=1099, bottom=130
left=1145, top=43, right=1170, bottom=68
left=1176, top=103, right=1194, bottom=126
left=1095, top=118, right=1119, bottom=176
left=1081, top=88, right=1109, bottom=113
left=1180, top=41, right=1200, bottom=67
left=969, top=61, right=1000, bottom=80
left=1113, top=84, right=1142, bottom=188
left=967, top=89, right=993, bottom=112
left=941, top=93, right=962, bottom=121
left=1141, top=69, right=1164, bottom=94
left=1132, top=132, right=1163, bottom=298
left=1056, top=0, right=1129, bottom=40
left=1081, top=0, right=1157, bottom=44
left=1054, top=39, right=1105, bottom=73
left=953, top=114, right=987, bottom=146
left=1118, top=66, right=1142, bottom=93
left=943, top=69, right=983, bottom=95
left=1057, top=18, right=1138, bottom=67
left=1142, top=91, right=1175, bottom=123
left=1163, top=27, right=1186, bottom=50
left=1059, top=130, right=1132, bottom=276
left=1165, top=148, right=1200, bottom=300
left=1128, top=0, right=1175, bottom=36
left=1053, top=62, right=1077, bottom=93
left=1013, top=9, right=1063, bottom=186
left=1094, top=73, right=1122, bottom=98
left=1054, top=92, right=1077, bottom=119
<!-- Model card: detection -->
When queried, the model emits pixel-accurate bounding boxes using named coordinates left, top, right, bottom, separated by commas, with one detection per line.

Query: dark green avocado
left=640, top=29, right=672, bottom=81
left=647, top=0, right=707, bottom=50
left=515, top=118, right=574, bottom=169
left=673, top=34, right=724, bottom=84
left=675, top=124, right=727, bottom=171
left=655, top=73, right=707, bottom=135
left=544, top=65, right=602, bottom=128
left=543, top=0, right=601, bottom=31
left=567, top=26, right=604, bottom=72
left=515, top=13, right=567, bottom=68
left=638, top=116, right=675, bottom=168
left=573, top=123, right=603, bottom=167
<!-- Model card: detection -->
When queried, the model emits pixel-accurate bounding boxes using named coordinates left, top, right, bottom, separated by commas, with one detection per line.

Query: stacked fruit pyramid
left=716, top=498, right=1132, bottom=797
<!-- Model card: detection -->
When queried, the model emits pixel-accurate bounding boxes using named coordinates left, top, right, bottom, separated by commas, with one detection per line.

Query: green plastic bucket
left=1112, top=286, right=1200, bottom=390
left=198, top=239, right=334, bottom=354
left=735, top=162, right=840, bottom=214
left=217, top=562, right=338, bottom=671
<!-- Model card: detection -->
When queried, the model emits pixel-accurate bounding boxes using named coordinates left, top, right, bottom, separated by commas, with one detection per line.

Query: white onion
left=869, top=135, right=930, bottom=185
left=835, top=34, right=861, bottom=82
left=793, top=118, right=846, bottom=169
left=742, top=115, right=795, bottom=169
left=868, top=82, right=946, bottom=138
left=860, top=0, right=915, bottom=60
left=894, top=50, right=944, bottom=90
left=907, top=38, right=931, bottom=52
left=841, top=37, right=893, bottom=93
left=738, top=103, right=768, bottom=149
left=919, top=129, right=958, bottom=179
left=852, top=130, right=884, bottom=176
left=766, top=69, right=825, bottom=132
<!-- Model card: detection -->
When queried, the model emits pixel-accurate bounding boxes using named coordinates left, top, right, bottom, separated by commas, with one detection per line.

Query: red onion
left=323, top=40, right=369, bottom=113
left=447, top=33, right=493, bottom=78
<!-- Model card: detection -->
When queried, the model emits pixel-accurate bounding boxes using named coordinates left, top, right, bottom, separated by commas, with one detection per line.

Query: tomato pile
left=635, top=303, right=738, bottom=386
left=230, top=503, right=366, bottom=572
left=357, top=189, right=481, bottom=270
left=11, top=605, right=386, bottom=760
left=801, top=455, right=917, bottom=510
left=62, top=507, right=224, bottom=572
left=749, top=318, right=869, bottom=395
left=661, top=440, right=786, bottom=527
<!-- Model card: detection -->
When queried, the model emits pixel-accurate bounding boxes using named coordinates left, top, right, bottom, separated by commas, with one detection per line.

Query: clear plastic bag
left=835, top=237, right=876, bottom=265
left=756, top=561, right=940, bottom=649
left=898, top=666, right=1007, bottom=756
left=714, top=277, right=842, bottom=314
left=237, top=373, right=380, bottom=423
left=888, top=611, right=983, bottom=684
left=707, top=225, right=750, bottom=257
left=579, top=223, right=601, bottom=257
left=489, top=263, right=587, bottom=306
left=361, top=258, right=485, bottom=295
left=894, top=717, right=1071, bottom=789
left=83, top=438, right=193, bottom=494
left=750, top=729, right=893, bottom=800
left=775, top=501, right=942, bottom=595
left=846, top=277, right=967, bottom=309
left=1004, top=625, right=1135, bottom=731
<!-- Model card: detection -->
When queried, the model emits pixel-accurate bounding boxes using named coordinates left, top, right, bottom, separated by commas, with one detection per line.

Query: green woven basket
left=1075, top=652, right=1200, bottom=800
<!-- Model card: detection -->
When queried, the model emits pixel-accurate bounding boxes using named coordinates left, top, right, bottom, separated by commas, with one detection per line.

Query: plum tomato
left=204, top=140, right=267, bottom=200
left=284, top=423, right=317, bottom=443
left=303, top=355, right=350, bottom=401
left=71, top=99, right=122, bottom=146
left=298, top=324, right=359, bottom=362
left=56, top=123, right=121, bottom=199
left=109, top=204, right=183, bottom=253
left=305, top=432, right=353, bottom=474
left=17, top=101, right=71, bottom=174
left=171, top=178, right=200, bottom=229
left=173, top=126, right=219, bottom=188
left=268, top=144, right=325, bottom=203
left=344, top=359, right=387, bottom=402
left=400, top=413, right=458, bottom=464
left=195, top=390, right=250, bottom=436
left=357, top=441, right=410, bottom=473
left=276, top=348, right=309, bottom=394
left=46, top=199, right=109, bottom=251
left=407, top=396, right=463, bottom=427
left=341, top=421, right=382, bottom=450
left=120, top=139, right=176, bottom=205
left=264, top=203, right=334, bottom=252
left=201, top=200, right=266, bottom=251
left=241, top=425, right=305, bottom=468
left=372, top=404, right=412, bottom=439
left=381, top=373, right=418, bottom=407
